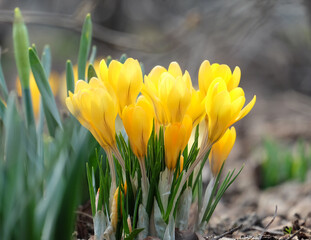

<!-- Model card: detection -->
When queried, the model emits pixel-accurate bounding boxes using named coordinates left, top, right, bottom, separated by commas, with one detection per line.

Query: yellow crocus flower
left=199, top=60, right=241, bottom=95
left=99, top=58, right=143, bottom=115
left=209, top=127, right=236, bottom=176
left=122, top=96, right=154, bottom=159
left=60, top=59, right=102, bottom=105
left=205, top=78, right=256, bottom=145
left=143, top=62, right=192, bottom=125
left=122, top=96, right=154, bottom=205
left=186, top=88, right=206, bottom=127
left=164, top=115, right=192, bottom=170
left=66, top=77, right=118, bottom=151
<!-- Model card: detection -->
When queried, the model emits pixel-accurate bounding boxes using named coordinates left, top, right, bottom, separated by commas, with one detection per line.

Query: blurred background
left=0, top=0, right=311, bottom=229
left=0, top=0, right=310, bottom=140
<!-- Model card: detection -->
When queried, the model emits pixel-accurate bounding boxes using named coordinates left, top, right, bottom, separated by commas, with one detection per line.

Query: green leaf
left=78, top=14, right=92, bottom=81
left=66, top=60, right=75, bottom=95
left=0, top=98, right=6, bottom=120
left=29, top=48, right=62, bottom=136
left=164, top=172, right=183, bottom=222
left=22, top=88, right=35, bottom=128
left=86, top=163, right=96, bottom=216
left=0, top=48, right=8, bottom=100
left=124, top=228, right=144, bottom=240
left=13, top=8, right=35, bottom=128
left=87, top=64, right=97, bottom=82
left=106, top=56, right=112, bottom=66
left=133, top=189, right=141, bottom=229
left=192, top=149, right=210, bottom=192
left=119, top=54, right=127, bottom=64
left=125, top=170, right=135, bottom=216
left=89, top=45, right=97, bottom=65
left=41, top=45, right=51, bottom=78
left=116, top=187, right=123, bottom=240
left=203, top=165, right=244, bottom=224
left=140, top=62, right=145, bottom=78
left=13, top=8, right=30, bottom=89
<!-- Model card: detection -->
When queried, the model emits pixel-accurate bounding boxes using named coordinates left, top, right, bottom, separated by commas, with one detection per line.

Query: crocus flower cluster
left=66, top=57, right=255, bottom=179
left=66, top=57, right=256, bottom=237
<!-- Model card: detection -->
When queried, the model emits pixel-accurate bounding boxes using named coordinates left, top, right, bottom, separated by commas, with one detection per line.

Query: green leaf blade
left=29, top=48, right=62, bottom=135
left=77, top=14, right=92, bottom=81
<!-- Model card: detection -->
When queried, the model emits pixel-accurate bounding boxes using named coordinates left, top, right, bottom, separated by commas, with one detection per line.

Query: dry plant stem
left=173, top=144, right=213, bottom=211
left=285, top=229, right=303, bottom=240
left=259, top=206, right=278, bottom=240
left=213, top=224, right=243, bottom=240
left=185, top=143, right=212, bottom=182
left=138, top=157, right=148, bottom=207
left=107, top=150, right=117, bottom=193
left=111, top=145, right=126, bottom=171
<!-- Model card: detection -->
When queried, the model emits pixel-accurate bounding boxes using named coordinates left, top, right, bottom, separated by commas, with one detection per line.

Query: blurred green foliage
left=0, top=8, right=98, bottom=240
left=260, top=139, right=311, bottom=189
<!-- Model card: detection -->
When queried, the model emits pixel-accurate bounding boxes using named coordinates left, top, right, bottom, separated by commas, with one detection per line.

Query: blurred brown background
left=1, top=0, right=311, bottom=158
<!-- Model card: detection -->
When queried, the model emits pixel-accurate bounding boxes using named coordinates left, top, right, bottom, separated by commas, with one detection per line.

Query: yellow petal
left=148, top=65, right=167, bottom=88
left=235, top=95, right=256, bottom=122
left=164, top=123, right=184, bottom=170
left=209, top=127, right=236, bottom=176
left=198, top=60, right=212, bottom=95
left=117, top=58, right=143, bottom=113
left=108, top=60, right=123, bottom=91
left=99, top=59, right=108, bottom=83
left=186, top=89, right=205, bottom=126
left=122, top=97, right=154, bottom=159
left=229, top=87, right=244, bottom=101
left=227, top=66, right=241, bottom=91
left=164, top=117, right=192, bottom=170
left=168, top=61, right=182, bottom=78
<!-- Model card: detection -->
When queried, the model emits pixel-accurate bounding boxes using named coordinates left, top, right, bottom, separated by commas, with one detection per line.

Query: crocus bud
left=164, top=115, right=192, bottom=170
left=122, top=96, right=154, bottom=159
left=99, top=58, right=143, bottom=114
left=209, top=127, right=236, bottom=176
left=143, top=62, right=192, bottom=125
left=66, top=78, right=118, bottom=151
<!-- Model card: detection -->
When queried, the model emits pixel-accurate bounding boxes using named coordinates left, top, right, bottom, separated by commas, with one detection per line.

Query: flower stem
left=172, top=143, right=212, bottom=211
left=138, top=157, right=148, bottom=207
left=112, top=145, right=125, bottom=171
left=107, top=150, right=117, bottom=192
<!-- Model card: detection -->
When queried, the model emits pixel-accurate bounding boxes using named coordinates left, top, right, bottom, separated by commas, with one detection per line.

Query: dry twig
left=213, top=224, right=243, bottom=240
left=284, top=228, right=303, bottom=240
left=258, top=206, right=278, bottom=240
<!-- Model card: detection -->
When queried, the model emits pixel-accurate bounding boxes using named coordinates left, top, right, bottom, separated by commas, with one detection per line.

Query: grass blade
left=29, top=48, right=62, bottom=136
left=89, top=45, right=97, bottom=64
left=66, top=60, right=75, bottom=95
left=41, top=45, right=51, bottom=78
left=13, top=8, right=30, bottom=89
left=77, top=14, right=92, bottom=81
left=87, top=64, right=98, bottom=82
left=0, top=48, right=8, bottom=100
